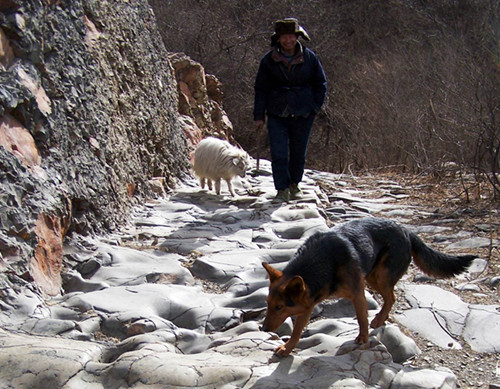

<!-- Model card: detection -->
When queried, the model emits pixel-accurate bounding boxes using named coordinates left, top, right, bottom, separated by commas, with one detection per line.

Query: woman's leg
left=267, top=115, right=291, bottom=190
left=288, top=114, right=315, bottom=185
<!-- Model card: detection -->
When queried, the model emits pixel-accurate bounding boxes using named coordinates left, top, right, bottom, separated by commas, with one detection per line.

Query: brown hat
left=270, top=18, right=310, bottom=45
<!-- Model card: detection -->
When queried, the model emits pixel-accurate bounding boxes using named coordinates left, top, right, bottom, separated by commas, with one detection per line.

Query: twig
left=488, top=200, right=493, bottom=261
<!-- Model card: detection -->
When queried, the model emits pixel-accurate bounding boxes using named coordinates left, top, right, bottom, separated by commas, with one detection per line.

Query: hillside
left=150, top=0, right=499, bottom=193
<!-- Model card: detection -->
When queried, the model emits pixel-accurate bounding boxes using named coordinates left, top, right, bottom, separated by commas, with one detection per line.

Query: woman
left=254, top=18, right=327, bottom=202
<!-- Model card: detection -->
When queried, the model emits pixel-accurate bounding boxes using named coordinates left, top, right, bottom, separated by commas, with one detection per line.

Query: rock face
left=0, top=0, right=228, bottom=295
left=170, top=52, right=234, bottom=151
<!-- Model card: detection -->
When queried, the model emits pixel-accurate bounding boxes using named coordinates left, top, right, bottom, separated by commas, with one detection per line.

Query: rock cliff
left=0, top=0, right=229, bottom=295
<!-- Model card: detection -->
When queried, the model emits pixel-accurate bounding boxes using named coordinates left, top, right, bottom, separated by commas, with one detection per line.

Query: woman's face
left=278, top=33, right=297, bottom=53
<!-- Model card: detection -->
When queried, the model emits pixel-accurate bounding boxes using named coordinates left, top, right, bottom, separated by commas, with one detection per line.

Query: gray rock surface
left=2, top=159, right=498, bottom=388
left=0, top=0, right=192, bottom=299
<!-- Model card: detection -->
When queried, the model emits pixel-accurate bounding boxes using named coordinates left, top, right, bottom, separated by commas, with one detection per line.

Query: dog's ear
left=284, top=276, right=306, bottom=297
left=262, top=262, right=282, bottom=282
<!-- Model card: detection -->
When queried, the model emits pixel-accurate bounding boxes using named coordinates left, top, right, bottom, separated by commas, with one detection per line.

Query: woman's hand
left=255, top=120, right=264, bottom=132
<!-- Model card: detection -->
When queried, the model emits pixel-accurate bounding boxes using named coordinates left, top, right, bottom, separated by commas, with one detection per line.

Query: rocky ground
left=0, top=160, right=498, bottom=388
left=317, top=172, right=500, bottom=388
left=399, top=177, right=499, bottom=389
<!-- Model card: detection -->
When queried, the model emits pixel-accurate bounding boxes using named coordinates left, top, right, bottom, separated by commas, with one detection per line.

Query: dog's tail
left=409, top=232, right=476, bottom=278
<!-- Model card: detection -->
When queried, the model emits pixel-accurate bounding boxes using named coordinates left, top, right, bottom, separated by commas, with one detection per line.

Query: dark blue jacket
left=253, top=43, right=327, bottom=121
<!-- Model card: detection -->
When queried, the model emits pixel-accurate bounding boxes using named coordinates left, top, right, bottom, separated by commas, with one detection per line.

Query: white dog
left=193, top=137, right=249, bottom=196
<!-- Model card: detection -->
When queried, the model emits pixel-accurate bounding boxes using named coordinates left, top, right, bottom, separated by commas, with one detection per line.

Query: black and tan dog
left=262, top=217, right=475, bottom=357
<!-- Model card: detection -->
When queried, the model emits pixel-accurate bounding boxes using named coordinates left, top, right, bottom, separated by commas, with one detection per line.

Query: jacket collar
left=271, top=41, right=304, bottom=66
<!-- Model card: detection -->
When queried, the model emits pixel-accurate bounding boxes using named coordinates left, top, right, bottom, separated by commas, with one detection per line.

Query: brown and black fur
left=262, top=217, right=476, bottom=357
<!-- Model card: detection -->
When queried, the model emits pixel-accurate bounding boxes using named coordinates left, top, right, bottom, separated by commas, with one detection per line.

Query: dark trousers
left=267, top=113, right=315, bottom=190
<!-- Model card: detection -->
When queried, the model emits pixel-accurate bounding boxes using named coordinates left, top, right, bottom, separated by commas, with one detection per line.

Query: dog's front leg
left=274, top=309, right=313, bottom=357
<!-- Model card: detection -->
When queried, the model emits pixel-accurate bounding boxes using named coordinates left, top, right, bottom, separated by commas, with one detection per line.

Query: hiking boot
left=289, top=183, right=303, bottom=199
left=273, top=188, right=290, bottom=203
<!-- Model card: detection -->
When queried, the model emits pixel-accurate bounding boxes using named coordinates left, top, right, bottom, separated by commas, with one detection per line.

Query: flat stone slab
left=0, top=329, right=106, bottom=388
left=446, top=237, right=500, bottom=250
left=395, top=284, right=500, bottom=352
left=463, top=304, right=500, bottom=353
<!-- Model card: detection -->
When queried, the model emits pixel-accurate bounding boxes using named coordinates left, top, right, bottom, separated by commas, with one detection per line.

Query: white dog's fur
left=193, top=137, right=249, bottom=196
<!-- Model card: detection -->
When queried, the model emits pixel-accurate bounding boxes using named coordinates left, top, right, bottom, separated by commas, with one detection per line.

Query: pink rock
left=0, top=114, right=41, bottom=167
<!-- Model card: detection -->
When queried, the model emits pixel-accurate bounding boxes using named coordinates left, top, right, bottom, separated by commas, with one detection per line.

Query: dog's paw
left=354, top=333, right=369, bottom=344
left=274, top=344, right=292, bottom=357
left=370, top=315, right=386, bottom=329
